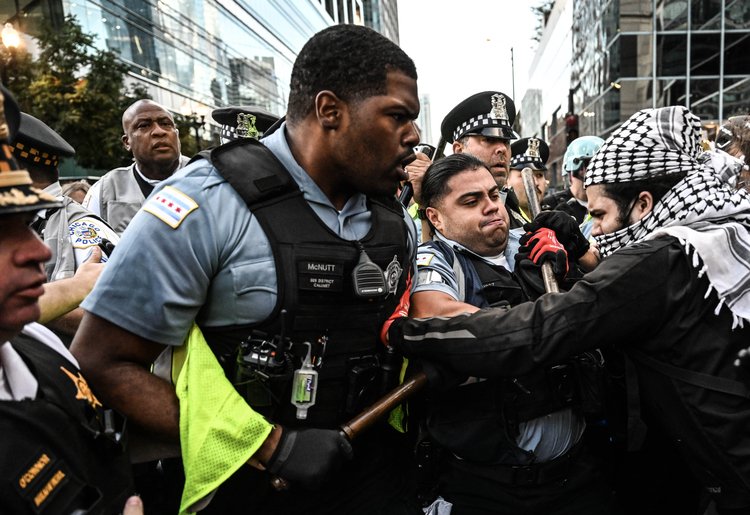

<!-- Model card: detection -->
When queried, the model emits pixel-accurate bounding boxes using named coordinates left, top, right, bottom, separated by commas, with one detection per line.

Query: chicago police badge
left=490, top=93, right=509, bottom=121
left=236, top=113, right=260, bottom=139
left=384, top=255, right=403, bottom=297
left=527, top=138, right=540, bottom=158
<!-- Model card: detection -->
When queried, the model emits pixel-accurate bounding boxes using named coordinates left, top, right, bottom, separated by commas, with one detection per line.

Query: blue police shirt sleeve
left=412, top=244, right=461, bottom=300
left=81, top=162, right=252, bottom=346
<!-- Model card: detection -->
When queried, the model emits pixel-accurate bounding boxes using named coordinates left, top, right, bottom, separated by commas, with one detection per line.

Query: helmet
left=563, top=136, right=605, bottom=176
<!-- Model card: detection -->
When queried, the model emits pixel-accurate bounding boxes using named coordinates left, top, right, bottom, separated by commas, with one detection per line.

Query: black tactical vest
left=0, top=334, right=133, bottom=515
left=420, top=242, right=583, bottom=464
left=196, top=139, right=411, bottom=428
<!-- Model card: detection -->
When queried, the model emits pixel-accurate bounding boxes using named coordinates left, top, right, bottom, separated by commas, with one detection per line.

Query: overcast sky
left=397, top=0, right=538, bottom=144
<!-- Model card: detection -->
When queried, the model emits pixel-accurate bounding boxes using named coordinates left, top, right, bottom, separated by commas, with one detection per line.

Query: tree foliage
left=1, top=15, right=149, bottom=171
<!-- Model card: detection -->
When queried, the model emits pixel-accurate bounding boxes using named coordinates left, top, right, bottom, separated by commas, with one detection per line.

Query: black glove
left=266, top=427, right=353, bottom=489
left=417, top=359, right=468, bottom=391
left=518, top=227, right=568, bottom=278
left=523, top=210, right=590, bottom=260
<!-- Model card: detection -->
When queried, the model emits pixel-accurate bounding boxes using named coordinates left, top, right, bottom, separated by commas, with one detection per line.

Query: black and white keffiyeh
left=585, top=106, right=750, bottom=326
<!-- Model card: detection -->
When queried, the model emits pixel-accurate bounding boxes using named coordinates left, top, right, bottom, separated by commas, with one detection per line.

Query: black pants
left=200, top=427, right=421, bottom=515
left=440, top=448, right=622, bottom=515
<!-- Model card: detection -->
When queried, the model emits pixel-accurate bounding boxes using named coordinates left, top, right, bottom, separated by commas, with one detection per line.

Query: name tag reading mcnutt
left=298, top=260, right=344, bottom=292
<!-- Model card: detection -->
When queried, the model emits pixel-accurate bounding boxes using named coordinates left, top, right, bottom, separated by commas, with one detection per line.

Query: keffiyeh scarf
left=586, top=106, right=750, bottom=326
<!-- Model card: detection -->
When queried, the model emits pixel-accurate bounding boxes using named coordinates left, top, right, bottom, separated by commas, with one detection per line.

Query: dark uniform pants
left=440, top=446, right=622, bottom=515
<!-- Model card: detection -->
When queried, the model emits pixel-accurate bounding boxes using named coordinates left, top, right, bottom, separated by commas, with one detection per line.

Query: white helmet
left=563, top=136, right=605, bottom=176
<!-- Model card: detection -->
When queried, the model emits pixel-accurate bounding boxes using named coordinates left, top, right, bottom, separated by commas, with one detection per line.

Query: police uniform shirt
left=39, top=182, right=120, bottom=273
left=81, top=123, right=417, bottom=346
left=0, top=323, right=76, bottom=401
left=413, top=231, right=584, bottom=462
left=414, top=229, right=523, bottom=300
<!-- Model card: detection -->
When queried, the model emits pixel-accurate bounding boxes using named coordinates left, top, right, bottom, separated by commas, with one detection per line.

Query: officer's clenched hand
left=266, top=427, right=353, bottom=489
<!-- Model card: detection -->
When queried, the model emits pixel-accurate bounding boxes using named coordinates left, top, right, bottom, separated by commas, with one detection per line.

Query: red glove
left=519, top=228, right=569, bottom=277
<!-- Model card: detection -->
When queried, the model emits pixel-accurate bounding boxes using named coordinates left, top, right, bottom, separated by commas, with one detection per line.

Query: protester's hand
left=123, top=495, right=144, bottom=515
left=519, top=228, right=568, bottom=277
left=417, top=359, right=467, bottom=391
left=266, top=427, right=353, bottom=489
left=405, top=151, right=431, bottom=205
left=523, top=210, right=590, bottom=260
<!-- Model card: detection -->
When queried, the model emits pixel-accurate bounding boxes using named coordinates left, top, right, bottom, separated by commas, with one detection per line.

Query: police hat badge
left=441, top=91, right=518, bottom=143
left=212, top=106, right=279, bottom=144
left=0, top=83, right=61, bottom=215
left=510, top=137, right=550, bottom=171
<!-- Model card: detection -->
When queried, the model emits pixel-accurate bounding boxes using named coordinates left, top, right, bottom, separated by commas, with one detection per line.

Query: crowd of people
left=2, top=22, right=750, bottom=515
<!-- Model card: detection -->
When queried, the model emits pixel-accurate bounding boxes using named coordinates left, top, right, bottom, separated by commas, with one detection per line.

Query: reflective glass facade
left=573, top=0, right=750, bottom=137
left=523, top=0, right=750, bottom=187
left=2, top=0, right=383, bottom=138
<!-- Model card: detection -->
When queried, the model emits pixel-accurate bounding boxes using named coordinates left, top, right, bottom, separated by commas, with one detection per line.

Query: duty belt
left=449, top=440, right=583, bottom=486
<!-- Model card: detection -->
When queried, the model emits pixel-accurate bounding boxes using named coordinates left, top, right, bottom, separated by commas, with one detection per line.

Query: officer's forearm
left=71, top=312, right=180, bottom=442
left=38, top=279, right=90, bottom=323
left=43, top=307, right=84, bottom=336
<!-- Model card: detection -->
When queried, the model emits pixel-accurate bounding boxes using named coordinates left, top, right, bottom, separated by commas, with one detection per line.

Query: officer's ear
left=452, top=141, right=464, bottom=154
left=315, top=90, right=344, bottom=130
left=425, top=206, right=444, bottom=233
left=121, top=134, right=131, bottom=152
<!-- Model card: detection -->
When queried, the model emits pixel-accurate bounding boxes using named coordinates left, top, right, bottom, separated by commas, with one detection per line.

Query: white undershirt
left=0, top=323, right=78, bottom=401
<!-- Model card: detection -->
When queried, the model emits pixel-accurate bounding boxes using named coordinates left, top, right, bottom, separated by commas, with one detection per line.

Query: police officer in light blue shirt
left=409, top=153, right=615, bottom=515
left=73, top=24, right=425, bottom=515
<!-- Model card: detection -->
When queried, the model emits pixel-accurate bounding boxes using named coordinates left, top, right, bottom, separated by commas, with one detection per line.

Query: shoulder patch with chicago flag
left=143, top=186, right=199, bottom=229
left=416, top=253, right=435, bottom=267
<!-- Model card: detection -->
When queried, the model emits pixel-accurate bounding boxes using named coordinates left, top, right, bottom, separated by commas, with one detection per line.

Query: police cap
left=12, top=113, right=75, bottom=171
left=212, top=105, right=279, bottom=143
left=510, top=137, right=549, bottom=171
left=441, top=91, right=518, bottom=143
left=0, top=84, right=61, bottom=215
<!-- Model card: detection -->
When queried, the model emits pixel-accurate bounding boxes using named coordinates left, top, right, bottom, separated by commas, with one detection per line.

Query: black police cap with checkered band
left=211, top=106, right=279, bottom=144
left=12, top=113, right=75, bottom=171
left=0, top=84, right=61, bottom=214
left=441, top=91, right=518, bottom=143
left=510, top=137, right=549, bottom=171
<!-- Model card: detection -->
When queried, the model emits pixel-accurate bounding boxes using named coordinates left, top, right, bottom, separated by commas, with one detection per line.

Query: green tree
left=1, top=15, right=149, bottom=171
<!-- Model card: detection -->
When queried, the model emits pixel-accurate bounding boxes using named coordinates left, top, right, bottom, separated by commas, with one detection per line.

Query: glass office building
left=1, top=0, right=380, bottom=128
left=574, top=0, right=749, bottom=138
left=522, top=0, right=750, bottom=187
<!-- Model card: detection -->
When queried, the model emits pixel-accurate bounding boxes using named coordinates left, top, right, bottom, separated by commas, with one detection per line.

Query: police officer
left=212, top=105, right=279, bottom=144
left=83, top=99, right=191, bottom=234
left=0, top=83, right=135, bottom=515
left=11, top=112, right=119, bottom=342
left=391, top=106, right=750, bottom=514
left=410, top=153, right=616, bottom=514
left=441, top=91, right=528, bottom=229
left=508, top=136, right=551, bottom=223
left=72, top=25, right=421, bottom=515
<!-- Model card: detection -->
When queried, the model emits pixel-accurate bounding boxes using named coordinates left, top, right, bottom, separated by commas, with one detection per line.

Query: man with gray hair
left=390, top=106, right=750, bottom=514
